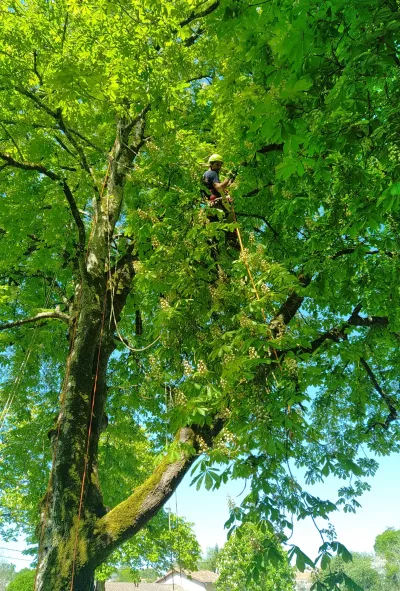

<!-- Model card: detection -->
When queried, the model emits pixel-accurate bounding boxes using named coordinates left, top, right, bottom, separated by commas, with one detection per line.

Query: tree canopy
left=0, top=0, right=399, bottom=588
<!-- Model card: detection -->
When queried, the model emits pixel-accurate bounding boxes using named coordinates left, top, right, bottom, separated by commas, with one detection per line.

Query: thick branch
left=0, top=310, right=70, bottom=330
left=269, top=276, right=310, bottom=339
left=91, top=420, right=223, bottom=566
left=0, top=151, right=59, bottom=180
left=92, top=427, right=197, bottom=564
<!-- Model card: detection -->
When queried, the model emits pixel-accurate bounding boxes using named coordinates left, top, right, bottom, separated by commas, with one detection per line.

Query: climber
left=202, top=154, right=239, bottom=251
left=202, top=154, right=235, bottom=208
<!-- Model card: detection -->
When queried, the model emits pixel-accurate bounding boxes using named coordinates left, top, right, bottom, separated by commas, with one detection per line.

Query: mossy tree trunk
left=33, top=111, right=211, bottom=590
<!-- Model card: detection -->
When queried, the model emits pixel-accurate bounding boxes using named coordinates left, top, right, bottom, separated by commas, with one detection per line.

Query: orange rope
left=69, top=290, right=108, bottom=590
left=69, top=162, right=111, bottom=590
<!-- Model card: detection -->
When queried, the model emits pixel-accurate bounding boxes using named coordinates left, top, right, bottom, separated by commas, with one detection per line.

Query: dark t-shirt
left=202, top=169, right=221, bottom=197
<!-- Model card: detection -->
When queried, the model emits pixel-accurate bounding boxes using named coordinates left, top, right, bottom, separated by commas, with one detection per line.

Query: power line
left=0, top=546, right=34, bottom=554
left=0, top=554, right=32, bottom=562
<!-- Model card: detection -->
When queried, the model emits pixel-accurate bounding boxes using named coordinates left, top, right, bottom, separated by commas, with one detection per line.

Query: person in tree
left=202, top=154, right=239, bottom=250
left=202, top=153, right=234, bottom=205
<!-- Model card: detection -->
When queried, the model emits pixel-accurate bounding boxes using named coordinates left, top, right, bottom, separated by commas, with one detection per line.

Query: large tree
left=0, top=0, right=399, bottom=590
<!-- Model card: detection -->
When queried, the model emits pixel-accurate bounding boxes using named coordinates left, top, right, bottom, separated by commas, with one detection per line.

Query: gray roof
left=186, top=571, right=219, bottom=584
left=105, top=585, right=184, bottom=591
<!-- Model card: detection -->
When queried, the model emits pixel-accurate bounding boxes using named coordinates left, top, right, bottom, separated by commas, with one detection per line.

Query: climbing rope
left=69, top=161, right=112, bottom=591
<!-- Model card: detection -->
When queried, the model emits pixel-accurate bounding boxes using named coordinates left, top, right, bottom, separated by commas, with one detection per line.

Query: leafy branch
left=0, top=151, right=86, bottom=253
left=0, top=310, right=70, bottom=330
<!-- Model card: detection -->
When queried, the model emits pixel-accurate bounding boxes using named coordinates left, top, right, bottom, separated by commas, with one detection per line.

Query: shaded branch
left=0, top=310, right=70, bottom=330
left=235, top=211, right=279, bottom=237
left=62, top=181, right=86, bottom=250
left=0, top=123, right=24, bottom=160
left=257, top=143, right=284, bottom=155
left=33, top=50, right=43, bottom=85
left=179, top=0, right=220, bottom=27
left=360, top=357, right=398, bottom=427
left=14, top=86, right=101, bottom=195
left=294, top=307, right=389, bottom=355
left=331, top=247, right=394, bottom=259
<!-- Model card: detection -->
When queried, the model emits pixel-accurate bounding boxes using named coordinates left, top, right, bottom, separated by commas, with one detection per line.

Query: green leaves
left=217, top=523, right=294, bottom=591
left=288, top=545, right=315, bottom=573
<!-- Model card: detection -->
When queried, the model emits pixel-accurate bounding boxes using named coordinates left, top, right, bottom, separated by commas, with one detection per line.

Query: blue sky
left=1, top=452, right=399, bottom=571
left=175, top=451, right=400, bottom=558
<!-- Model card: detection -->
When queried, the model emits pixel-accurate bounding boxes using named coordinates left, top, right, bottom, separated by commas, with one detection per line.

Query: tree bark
left=35, top=111, right=148, bottom=590
left=34, top=108, right=224, bottom=590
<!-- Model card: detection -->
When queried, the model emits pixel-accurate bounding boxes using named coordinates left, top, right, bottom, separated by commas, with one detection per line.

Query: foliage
left=216, top=523, right=294, bottom=591
left=0, top=0, right=399, bottom=584
left=315, top=529, right=400, bottom=590
left=0, top=560, right=15, bottom=591
left=7, top=568, right=35, bottom=591
left=115, top=567, right=157, bottom=583
left=374, top=528, right=400, bottom=588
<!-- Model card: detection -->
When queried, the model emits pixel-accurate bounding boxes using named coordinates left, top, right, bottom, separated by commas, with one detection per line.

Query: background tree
left=0, top=560, right=15, bottom=591
left=374, top=528, right=400, bottom=589
left=317, top=553, right=378, bottom=591
left=0, top=0, right=399, bottom=590
left=315, top=528, right=400, bottom=590
left=199, top=545, right=220, bottom=573
left=7, top=569, right=35, bottom=591
left=216, top=523, right=294, bottom=591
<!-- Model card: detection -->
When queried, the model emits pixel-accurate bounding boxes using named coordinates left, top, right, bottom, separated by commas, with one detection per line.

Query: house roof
left=105, top=584, right=184, bottom=591
left=186, top=571, right=219, bottom=584
left=156, top=570, right=219, bottom=584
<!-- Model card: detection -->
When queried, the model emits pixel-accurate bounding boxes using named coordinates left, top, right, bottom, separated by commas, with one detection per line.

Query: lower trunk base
left=36, top=546, right=95, bottom=591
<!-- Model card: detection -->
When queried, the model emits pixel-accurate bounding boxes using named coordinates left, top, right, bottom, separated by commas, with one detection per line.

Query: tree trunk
left=34, top=110, right=224, bottom=590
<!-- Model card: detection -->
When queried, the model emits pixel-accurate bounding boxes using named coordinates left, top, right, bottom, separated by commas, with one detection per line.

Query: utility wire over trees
left=0, top=0, right=399, bottom=590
